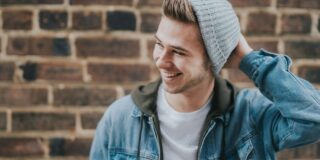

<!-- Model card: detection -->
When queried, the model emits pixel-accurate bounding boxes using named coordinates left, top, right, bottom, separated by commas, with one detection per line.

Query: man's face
left=153, top=16, right=213, bottom=94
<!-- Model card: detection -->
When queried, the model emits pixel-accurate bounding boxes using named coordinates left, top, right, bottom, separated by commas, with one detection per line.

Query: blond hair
left=162, top=0, right=197, bottom=24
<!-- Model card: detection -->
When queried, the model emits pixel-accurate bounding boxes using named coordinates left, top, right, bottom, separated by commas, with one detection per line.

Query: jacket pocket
left=236, top=140, right=255, bottom=160
left=109, top=148, right=158, bottom=160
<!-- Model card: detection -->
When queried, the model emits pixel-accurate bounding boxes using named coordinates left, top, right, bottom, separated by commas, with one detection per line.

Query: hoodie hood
left=131, top=75, right=239, bottom=119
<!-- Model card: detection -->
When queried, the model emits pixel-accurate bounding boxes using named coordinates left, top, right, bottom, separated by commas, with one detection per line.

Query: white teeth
left=163, top=72, right=181, bottom=78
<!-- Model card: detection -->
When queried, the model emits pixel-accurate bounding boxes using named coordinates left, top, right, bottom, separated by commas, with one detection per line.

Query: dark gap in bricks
left=53, top=38, right=70, bottom=56
left=50, top=138, right=65, bottom=156
left=19, top=62, right=38, bottom=81
left=107, top=11, right=136, bottom=31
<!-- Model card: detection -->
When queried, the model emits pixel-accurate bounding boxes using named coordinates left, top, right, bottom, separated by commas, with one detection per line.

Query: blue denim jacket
left=90, top=50, right=320, bottom=160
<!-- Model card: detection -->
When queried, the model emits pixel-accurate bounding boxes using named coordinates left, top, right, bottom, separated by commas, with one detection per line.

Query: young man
left=90, top=0, right=320, bottom=159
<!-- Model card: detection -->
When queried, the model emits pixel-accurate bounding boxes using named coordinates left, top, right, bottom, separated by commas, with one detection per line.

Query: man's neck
left=165, top=78, right=215, bottom=112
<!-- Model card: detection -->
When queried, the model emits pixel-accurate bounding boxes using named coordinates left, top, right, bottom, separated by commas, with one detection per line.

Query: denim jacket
left=90, top=50, right=320, bottom=160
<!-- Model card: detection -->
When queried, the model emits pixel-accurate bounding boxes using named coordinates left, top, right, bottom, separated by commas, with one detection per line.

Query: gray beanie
left=188, top=0, right=240, bottom=74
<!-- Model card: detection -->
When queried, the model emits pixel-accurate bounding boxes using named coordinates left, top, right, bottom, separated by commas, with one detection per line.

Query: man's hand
left=224, top=34, right=253, bottom=68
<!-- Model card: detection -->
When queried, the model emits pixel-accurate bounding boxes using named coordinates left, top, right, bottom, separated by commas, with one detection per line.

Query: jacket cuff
left=239, top=49, right=277, bottom=79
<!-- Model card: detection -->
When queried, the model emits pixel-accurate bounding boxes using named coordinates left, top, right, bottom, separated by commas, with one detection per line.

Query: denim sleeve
left=239, top=49, right=320, bottom=151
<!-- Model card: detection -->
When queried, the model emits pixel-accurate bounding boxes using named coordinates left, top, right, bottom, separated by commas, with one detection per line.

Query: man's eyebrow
left=153, top=34, right=190, bottom=53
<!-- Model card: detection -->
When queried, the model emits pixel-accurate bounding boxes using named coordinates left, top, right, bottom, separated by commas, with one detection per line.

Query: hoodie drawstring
left=136, top=115, right=143, bottom=159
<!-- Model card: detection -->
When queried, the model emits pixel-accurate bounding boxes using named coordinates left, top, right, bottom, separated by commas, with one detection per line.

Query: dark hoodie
left=131, top=75, right=239, bottom=160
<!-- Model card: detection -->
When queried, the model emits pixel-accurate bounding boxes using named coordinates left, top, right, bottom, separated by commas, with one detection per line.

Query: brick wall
left=0, top=0, right=319, bottom=159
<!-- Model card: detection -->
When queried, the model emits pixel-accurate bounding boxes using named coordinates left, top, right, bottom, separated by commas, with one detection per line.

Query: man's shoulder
left=106, top=94, right=137, bottom=115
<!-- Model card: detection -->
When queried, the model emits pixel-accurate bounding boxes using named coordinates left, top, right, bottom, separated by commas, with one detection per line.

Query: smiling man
left=90, top=0, right=320, bottom=159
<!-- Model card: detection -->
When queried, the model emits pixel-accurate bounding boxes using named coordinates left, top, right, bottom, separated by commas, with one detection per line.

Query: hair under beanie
left=188, top=0, right=240, bottom=74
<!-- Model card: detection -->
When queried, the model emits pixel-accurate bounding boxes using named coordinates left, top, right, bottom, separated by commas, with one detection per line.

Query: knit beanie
left=188, top=0, right=240, bottom=74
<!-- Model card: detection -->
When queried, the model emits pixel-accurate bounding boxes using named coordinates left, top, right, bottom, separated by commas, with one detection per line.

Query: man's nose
left=155, top=50, right=173, bottom=69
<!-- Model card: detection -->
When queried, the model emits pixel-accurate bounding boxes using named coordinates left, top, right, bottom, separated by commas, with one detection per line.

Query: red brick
left=70, top=0, right=132, bottom=5
left=21, top=62, right=82, bottom=82
left=0, top=112, right=6, bottom=130
left=53, top=87, right=117, bottom=106
left=229, top=0, right=271, bottom=7
left=2, top=10, right=33, bottom=30
left=0, top=138, right=44, bottom=157
left=282, top=14, right=311, bottom=34
left=72, top=11, right=102, bottom=30
left=81, top=113, right=103, bottom=129
left=137, top=0, right=162, bottom=7
left=1, top=0, right=63, bottom=5
left=0, top=87, right=47, bottom=107
left=50, top=138, right=92, bottom=156
left=7, top=37, right=70, bottom=57
left=12, top=112, right=75, bottom=131
left=88, top=63, right=151, bottom=83
left=225, top=68, right=251, bottom=83
left=39, top=10, right=67, bottom=30
left=298, top=66, right=320, bottom=84
left=107, top=11, right=136, bottom=31
left=141, top=13, right=161, bottom=33
left=318, top=17, right=320, bottom=33
left=247, top=12, right=276, bottom=35
left=248, top=40, right=278, bottom=53
left=36, top=62, right=83, bottom=82
left=284, top=41, right=320, bottom=59
left=278, top=142, right=319, bottom=158
left=0, top=62, right=15, bottom=81
left=147, top=40, right=155, bottom=59
left=277, top=0, right=320, bottom=9
left=76, top=38, right=139, bottom=58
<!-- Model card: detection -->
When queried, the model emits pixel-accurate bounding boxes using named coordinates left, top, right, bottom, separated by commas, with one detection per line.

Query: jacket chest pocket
left=236, top=140, right=255, bottom=160
left=110, top=149, right=158, bottom=160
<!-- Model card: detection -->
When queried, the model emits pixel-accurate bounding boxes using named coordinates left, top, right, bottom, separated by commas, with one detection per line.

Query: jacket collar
left=131, top=76, right=238, bottom=122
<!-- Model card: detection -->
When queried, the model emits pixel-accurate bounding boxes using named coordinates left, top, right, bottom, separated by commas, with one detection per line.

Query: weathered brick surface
left=277, top=142, right=320, bottom=159
left=12, top=113, right=75, bottom=131
left=2, top=10, right=33, bottom=30
left=7, top=37, right=70, bottom=57
left=0, top=62, right=15, bottom=81
left=1, top=0, right=63, bottom=5
left=0, top=112, right=6, bottom=131
left=277, top=0, right=320, bottom=9
left=88, top=63, right=151, bottom=83
left=248, top=40, right=278, bottom=53
left=53, top=87, right=117, bottom=106
left=247, top=12, right=276, bottom=35
left=141, top=13, right=161, bottom=33
left=81, top=113, right=103, bottom=129
left=318, top=18, right=320, bottom=32
left=50, top=138, right=92, bottom=156
left=284, top=41, right=320, bottom=59
left=0, top=138, right=45, bottom=157
left=72, top=11, right=102, bottom=30
left=282, top=14, right=311, bottom=34
left=0, top=87, right=47, bottom=107
left=137, top=0, right=162, bottom=7
left=298, top=66, right=320, bottom=84
left=229, top=0, right=271, bottom=7
left=76, top=38, right=139, bottom=58
left=147, top=40, right=155, bottom=59
left=19, top=62, right=83, bottom=82
left=39, top=10, right=68, bottom=30
left=107, top=11, right=136, bottom=31
left=70, top=0, right=132, bottom=6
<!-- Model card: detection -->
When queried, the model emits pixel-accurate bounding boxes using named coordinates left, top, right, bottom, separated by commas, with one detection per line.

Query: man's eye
left=173, top=50, right=184, bottom=56
left=155, top=42, right=163, bottom=48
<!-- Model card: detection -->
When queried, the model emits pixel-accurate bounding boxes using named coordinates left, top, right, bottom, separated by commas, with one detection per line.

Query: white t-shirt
left=156, top=84, right=212, bottom=160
